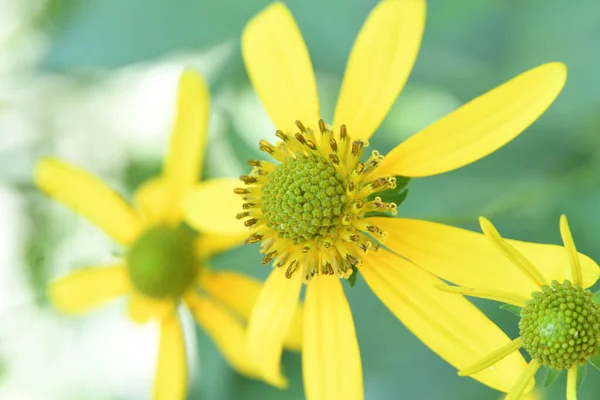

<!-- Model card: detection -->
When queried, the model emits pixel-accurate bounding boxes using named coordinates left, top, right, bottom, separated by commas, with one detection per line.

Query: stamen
left=458, top=338, right=523, bottom=376
left=245, top=233, right=263, bottom=244
left=318, top=119, right=326, bottom=134
left=505, top=360, right=541, bottom=400
left=244, top=218, right=259, bottom=227
left=233, top=188, right=250, bottom=195
left=567, top=367, right=578, bottom=400
left=436, top=284, right=528, bottom=307
left=295, top=120, right=307, bottom=133
left=259, top=139, right=275, bottom=154
left=261, top=250, right=277, bottom=265
left=339, top=124, right=347, bottom=140
left=236, top=211, right=250, bottom=219
left=240, top=175, right=257, bottom=185
left=479, top=217, right=548, bottom=288
left=560, top=214, right=583, bottom=287
left=275, top=130, right=289, bottom=141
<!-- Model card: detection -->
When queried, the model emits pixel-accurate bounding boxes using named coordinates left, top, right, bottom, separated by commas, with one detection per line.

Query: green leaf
left=589, top=346, right=600, bottom=370
left=577, top=363, right=588, bottom=389
left=499, top=304, right=522, bottom=316
left=347, top=266, right=359, bottom=288
left=593, top=289, right=600, bottom=304
left=541, top=367, right=562, bottom=388
left=394, top=176, right=411, bottom=192
left=369, top=176, right=410, bottom=205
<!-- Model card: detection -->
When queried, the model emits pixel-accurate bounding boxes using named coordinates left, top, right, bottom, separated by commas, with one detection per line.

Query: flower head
left=183, top=1, right=569, bottom=398
left=438, top=215, right=600, bottom=399
left=36, top=69, right=301, bottom=399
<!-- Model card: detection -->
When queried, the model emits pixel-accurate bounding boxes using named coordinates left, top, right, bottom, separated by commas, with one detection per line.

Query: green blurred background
left=1, top=0, right=600, bottom=398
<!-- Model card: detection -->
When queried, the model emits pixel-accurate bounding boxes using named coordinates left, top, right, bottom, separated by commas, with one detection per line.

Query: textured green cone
left=519, top=280, right=600, bottom=369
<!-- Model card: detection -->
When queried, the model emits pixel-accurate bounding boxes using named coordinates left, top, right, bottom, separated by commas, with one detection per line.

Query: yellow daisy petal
left=194, top=232, right=246, bottom=259
left=370, top=217, right=599, bottom=299
left=245, top=267, right=303, bottom=388
left=333, top=0, right=425, bottom=141
left=186, top=293, right=264, bottom=382
left=200, top=270, right=303, bottom=351
left=303, top=275, right=363, bottom=400
left=183, top=178, right=247, bottom=235
left=154, top=314, right=187, bottom=400
left=375, top=62, right=567, bottom=177
left=242, top=2, right=320, bottom=133
left=163, top=69, right=210, bottom=213
left=35, top=158, right=143, bottom=245
left=127, top=292, right=176, bottom=324
left=49, top=264, right=130, bottom=315
left=133, top=178, right=173, bottom=226
left=361, top=249, right=530, bottom=392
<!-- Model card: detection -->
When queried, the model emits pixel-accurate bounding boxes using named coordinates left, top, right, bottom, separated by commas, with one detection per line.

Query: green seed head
left=127, top=225, right=198, bottom=299
left=261, top=154, right=347, bottom=244
left=519, top=280, right=600, bottom=369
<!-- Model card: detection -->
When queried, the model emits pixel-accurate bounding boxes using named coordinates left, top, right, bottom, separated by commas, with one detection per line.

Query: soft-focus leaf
left=541, top=367, right=561, bottom=388
left=499, top=304, right=522, bottom=316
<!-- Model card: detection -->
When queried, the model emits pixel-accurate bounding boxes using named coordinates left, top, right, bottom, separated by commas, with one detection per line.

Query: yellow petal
left=376, top=62, right=567, bottom=177
left=194, top=232, right=246, bottom=258
left=361, top=249, right=530, bottom=392
left=303, top=275, right=363, bottom=400
left=35, top=158, right=143, bottom=245
left=183, top=178, right=247, bottom=235
left=333, top=0, right=425, bottom=141
left=49, top=264, right=130, bottom=315
left=133, top=178, right=173, bottom=226
left=245, top=267, right=303, bottom=388
left=127, top=292, right=175, bottom=324
left=154, top=314, right=187, bottom=400
left=371, top=217, right=599, bottom=299
left=242, top=2, right=320, bottom=133
left=186, top=293, right=265, bottom=382
left=200, top=270, right=303, bottom=350
left=163, top=69, right=210, bottom=215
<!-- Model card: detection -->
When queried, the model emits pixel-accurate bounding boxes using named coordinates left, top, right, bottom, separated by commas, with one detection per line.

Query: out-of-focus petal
left=154, top=313, right=187, bottom=400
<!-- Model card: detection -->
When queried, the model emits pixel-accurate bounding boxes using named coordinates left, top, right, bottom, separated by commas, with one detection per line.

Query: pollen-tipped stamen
left=479, top=217, right=548, bottom=288
left=505, top=360, right=541, bottom=400
left=458, top=338, right=523, bottom=376
left=436, top=284, right=528, bottom=307
left=560, top=215, right=583, bottom=287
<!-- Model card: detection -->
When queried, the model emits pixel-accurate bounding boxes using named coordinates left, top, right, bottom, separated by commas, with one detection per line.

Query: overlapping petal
left=154, top=314, right=187, bottom=400
left=245, top=267, right=303, bottom=388
left=361, top=250, right=530, bottom=392
left=49, top=264, right=130, bottom=315
left=371, top=217, right=599, bottom=298
left=163, top=69, right=210, bottom=215
left=35, top=158, right=143, bottom=245
left=333, top=0, right=425, bottom=142
left=200, top=270, right=303, bottom=350
left=127, top=292, right=176, bottom=324
left=194, top=232, right=247, bottom=258
left=133, top=178, right=173, bottom=226
left=183, top=178, right=247, bottom=235
left=303, top=275, right=363, bottom=400
left=242, top=2, right=320, bottom=133
left=375, top=62, right=567, bottom=177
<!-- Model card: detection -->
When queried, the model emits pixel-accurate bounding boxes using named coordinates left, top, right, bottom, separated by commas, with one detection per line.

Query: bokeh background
left=1, top=0, right=600, bottom=399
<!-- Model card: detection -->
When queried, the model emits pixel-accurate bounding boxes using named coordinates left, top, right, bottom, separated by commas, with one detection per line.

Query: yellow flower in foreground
left=439, top=216, right=600, bottom=400
left=183, top=1, right=568, bottom=398
left=35, top=70, right=301, bottom=399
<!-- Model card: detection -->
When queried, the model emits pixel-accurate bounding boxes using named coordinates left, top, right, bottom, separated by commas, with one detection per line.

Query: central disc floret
left=262, top=154, right=347, bottom=244
left=519, top=280, right=600, bottom=369
left=127, top=225, right=198, bottom=299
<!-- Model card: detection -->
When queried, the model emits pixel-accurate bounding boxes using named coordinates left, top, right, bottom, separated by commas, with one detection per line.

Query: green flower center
left=519, top=280, right=600, bottom=369
left=126, top=225, right=198, bottom=299
left=261, top=154, right=347, bottom=245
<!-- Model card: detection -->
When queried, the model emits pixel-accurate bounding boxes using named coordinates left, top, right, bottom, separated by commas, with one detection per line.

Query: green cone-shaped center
left=127, top=225, right=198, bottom=299
left=261, top=154, right=347, bottom=245
left=519, top=280, right=600, bottom=369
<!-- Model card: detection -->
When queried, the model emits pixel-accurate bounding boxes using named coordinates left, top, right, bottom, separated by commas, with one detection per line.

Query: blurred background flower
left=1, top=0, right=600, bottom=399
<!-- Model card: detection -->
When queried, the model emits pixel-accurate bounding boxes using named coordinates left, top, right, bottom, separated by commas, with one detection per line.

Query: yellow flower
left=438, top=215, right=600, bottom=400
left=35, top=69, right=301, bottom=399
left=183, top=1, right=569, bottom=398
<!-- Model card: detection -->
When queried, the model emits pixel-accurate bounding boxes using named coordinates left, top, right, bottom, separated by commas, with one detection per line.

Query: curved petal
left=134, top=178, right=174, bottom=226
left=49, top=263, right=130, bottom=315
left=303, top=276, right=363, bottom=400
left=333, top=0, right=425, bottom=141
left=35, top=158, right=143, bottom=245
left=186, top=293, right=265, bottom=382
left=183, top=178, right=247, bottom=235
left=242, top=2, right=320, bottom=133
left=200, top=270, right=303, bottom=350
left=361, top=249, right=530, bottom=393
left=127, top=292, right=176, bottom=325
left=245, top=267, right=303, bottom=388
left=154, top=313, right=187, bottom=400
left=194, top=232, right=247, bottom=258
left=376, top=62, right=567, bottom=177
left=163, top=69, right=210, bottom=212
left=370, top=217, right=599, bottom=300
